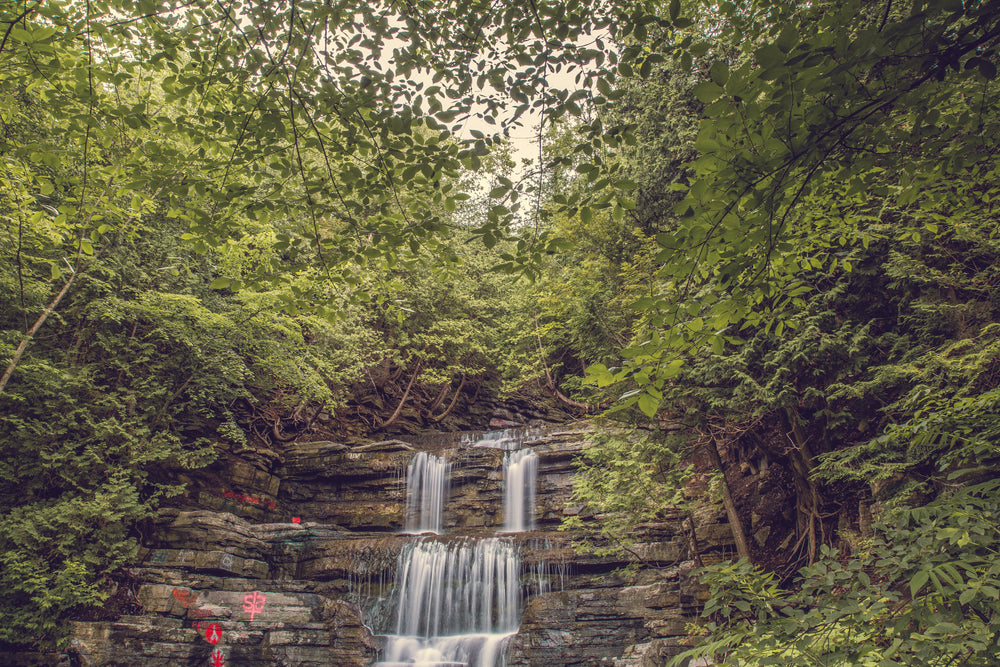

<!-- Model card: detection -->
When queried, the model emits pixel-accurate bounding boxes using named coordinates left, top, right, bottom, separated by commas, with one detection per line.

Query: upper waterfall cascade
left=502, top=449, right=538, bottom=533
left=404, top=451, right=451, bottom=534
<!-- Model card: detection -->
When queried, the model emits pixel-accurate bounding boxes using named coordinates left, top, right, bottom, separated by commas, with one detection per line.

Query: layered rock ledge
left=9, top=423, right=734, bottom=666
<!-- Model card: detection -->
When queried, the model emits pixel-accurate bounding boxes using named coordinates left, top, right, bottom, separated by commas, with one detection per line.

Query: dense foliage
left=0, top=3, right=541, bottom=637
left=2, top=0, right=1000, bottom=662
left=554, top=0, right=1000, bottom=664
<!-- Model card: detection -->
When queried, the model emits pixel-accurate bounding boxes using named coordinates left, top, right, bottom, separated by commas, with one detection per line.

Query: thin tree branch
left=0, top=0, right=41, bottom=55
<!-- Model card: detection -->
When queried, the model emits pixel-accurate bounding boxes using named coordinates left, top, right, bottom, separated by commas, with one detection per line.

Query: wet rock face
left=28, top=422, right=732, bottom=666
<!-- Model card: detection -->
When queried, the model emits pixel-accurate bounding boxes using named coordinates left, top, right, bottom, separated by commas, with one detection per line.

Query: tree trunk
left=0, top=272, right=77, bottom=396
left=704, top=435, right=751, bottom=561
left=784, top=407, right=822, bottom=564
left=684, top=514, right=704, bottom=567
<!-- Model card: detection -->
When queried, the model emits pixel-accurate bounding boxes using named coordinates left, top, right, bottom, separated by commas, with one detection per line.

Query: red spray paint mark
left=211, top=648, right=225, bottom=666
left=243, top=591, right=266, bottom=621
left=221, top=488, right=277, bottom=510
left=174, top=587, right=212, bottom=623
left=173, top=588, right=198, bottom=607
left=204, top=623, right=222, bottom=645
left=292, top=517, right=301, bottom=523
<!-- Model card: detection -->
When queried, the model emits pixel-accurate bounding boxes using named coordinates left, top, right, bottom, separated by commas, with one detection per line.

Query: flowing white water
left=379, top=538, right=520, bottom=666
left=463, top=428, right=541, bottom=451
left=404, top=452, right=451, bottom=534
left=502, top=449, right=538, bottom=532
left=380, top=433, right=562, bottom=665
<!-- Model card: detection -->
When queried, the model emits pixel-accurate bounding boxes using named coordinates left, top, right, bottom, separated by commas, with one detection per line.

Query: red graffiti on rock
left=222, top=488, right=277, bottom=510
left=204, top=623, right=222, bottom=645
left=211, top=648, right=225, bottom=666
left=173, top=587, right=211, bottom=622
left=243, top=591, right=266, bottom=621
left=172, top=587, right=197, bottom=607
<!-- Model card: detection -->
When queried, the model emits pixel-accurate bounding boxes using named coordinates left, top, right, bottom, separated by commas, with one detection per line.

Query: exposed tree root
left=373, top=362, right=422, bottom=432
left=542, top=371, right=592, bottom=413
left=429, top=376, right=466, bottom=422
left=425, top=382, right=451, bottom=416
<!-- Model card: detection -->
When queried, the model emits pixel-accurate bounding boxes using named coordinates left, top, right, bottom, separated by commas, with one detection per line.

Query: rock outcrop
left=15, top=423, right=733, bottom=666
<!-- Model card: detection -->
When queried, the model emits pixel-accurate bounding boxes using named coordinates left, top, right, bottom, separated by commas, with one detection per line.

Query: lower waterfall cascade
left=378, top=538, right=521, bottom=666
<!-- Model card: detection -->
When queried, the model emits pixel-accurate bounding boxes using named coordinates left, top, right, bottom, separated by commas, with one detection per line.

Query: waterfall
left=404, top=452, right=450, bottom=534
left=502, top=449, right=537, bottom=532
left=379, top=430, right=560, bottom=666
left=380, top=538, right=520, bottom=667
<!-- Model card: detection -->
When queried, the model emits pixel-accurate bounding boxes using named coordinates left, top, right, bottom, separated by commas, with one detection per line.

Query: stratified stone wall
left=13, top=422, right=733, bottom=666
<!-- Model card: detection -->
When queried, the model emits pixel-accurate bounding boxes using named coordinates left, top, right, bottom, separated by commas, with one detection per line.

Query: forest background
left=1, top=0, right=999, bottom=663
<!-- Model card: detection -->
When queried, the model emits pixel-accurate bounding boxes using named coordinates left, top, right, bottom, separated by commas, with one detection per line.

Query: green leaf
left=31, top=26, right=58, bottom=42
left=910, top=570, right=929, bottom=598
left=693, top=81, right=724, bottom=103
left=209, top=277, right=232, bottom=289
left=710, top=61, right=729, bottom=86
left=776, top=24, right=798, bottom=53
left=637, top=392, right=659, bottom=418
left=756, top=44, right=785, bottom=68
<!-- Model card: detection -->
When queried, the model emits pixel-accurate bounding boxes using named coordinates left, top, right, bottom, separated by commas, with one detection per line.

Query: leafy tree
left=605, top=0, right=1000, bottom=399
left=549, top=1, right=1000, bottom=664
left=680, top=479, right=1000, bottom=666
left=3, top=0, right=1000, bottom=659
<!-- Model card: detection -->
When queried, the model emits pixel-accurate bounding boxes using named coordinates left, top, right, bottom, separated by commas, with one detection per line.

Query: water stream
left=379, top=538, right=520, bottom=666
